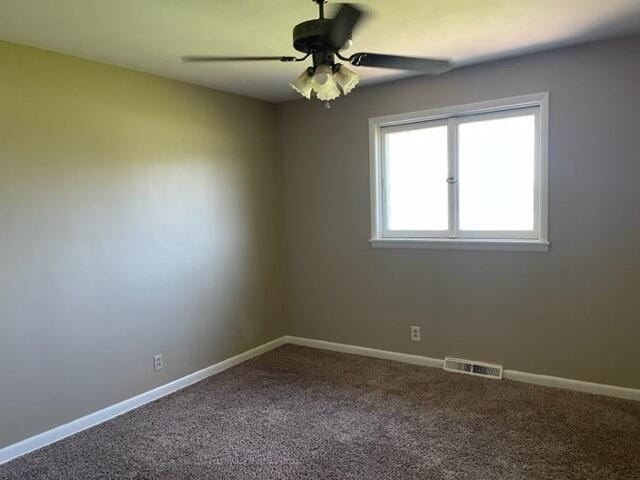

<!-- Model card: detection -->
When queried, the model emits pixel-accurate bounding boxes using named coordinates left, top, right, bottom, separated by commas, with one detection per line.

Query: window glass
left=385, top=125, right=448, bottom=231
left=458, top=114, right=536, bottom=231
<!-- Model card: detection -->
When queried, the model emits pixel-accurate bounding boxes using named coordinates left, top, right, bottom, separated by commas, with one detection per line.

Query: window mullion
left=447, top=118, right=459, bottom=238
left=380, top=131, right=389, bottom=236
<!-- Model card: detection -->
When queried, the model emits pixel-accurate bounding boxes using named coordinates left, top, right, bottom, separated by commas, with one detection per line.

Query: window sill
left=369, top=238, right=550, bottom=252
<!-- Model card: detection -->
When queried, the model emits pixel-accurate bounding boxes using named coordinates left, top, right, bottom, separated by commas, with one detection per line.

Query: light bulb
left=334, top=64, right=360, bottom=95
left=312, top=65, right=332, bottom=86
left=311, top=65, right=341, bottom=101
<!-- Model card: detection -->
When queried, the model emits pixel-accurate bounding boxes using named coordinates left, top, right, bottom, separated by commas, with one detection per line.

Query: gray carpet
left=1, top=344, right=639, bottom=480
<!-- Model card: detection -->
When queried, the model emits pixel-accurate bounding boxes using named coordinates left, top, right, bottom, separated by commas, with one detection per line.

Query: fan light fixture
left=182, top=1, right=453, bottom=105
left=290, top=64, right=360, bottom=102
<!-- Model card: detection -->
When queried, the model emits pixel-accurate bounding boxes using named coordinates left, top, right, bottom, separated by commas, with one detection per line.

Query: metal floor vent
left=443, top=357, right=503, bottom=380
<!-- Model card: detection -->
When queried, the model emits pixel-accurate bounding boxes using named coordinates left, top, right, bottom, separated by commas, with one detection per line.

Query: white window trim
left=369, top=92, right=550, bottom=252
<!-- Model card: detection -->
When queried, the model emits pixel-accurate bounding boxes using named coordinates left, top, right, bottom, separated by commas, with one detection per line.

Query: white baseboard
left=3, top=334, right=638, bottom=466
left=286, top=336, right=640, bottom=402
left=0, top=336, right=288, bottom=466
left=286, top=336, right=444, bottom=368
left=502, top=369, right=640, bottom=401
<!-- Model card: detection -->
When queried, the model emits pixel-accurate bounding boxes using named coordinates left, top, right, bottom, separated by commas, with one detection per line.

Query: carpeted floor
left=1, top=344, right=639, bottom=480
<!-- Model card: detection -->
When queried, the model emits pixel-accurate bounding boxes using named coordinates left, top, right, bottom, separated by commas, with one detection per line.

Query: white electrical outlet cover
left=411, top=326, right=421, bottom=341
left=153, top=354, right=164, bottom=371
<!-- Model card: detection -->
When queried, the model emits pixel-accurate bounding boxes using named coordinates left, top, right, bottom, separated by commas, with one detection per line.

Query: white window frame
left=369, top=92, right=550, bottom=252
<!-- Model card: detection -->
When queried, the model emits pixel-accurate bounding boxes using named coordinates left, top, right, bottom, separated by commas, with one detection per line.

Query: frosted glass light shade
left=290, top=69, right=313, bottom=99
left=334, top=64, right=360, bottom=95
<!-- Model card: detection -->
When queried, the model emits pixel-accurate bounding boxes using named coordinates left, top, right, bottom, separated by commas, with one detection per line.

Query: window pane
left=384, top=125, right=448, bottom=231
left=458, top=114, right=536, bottom=231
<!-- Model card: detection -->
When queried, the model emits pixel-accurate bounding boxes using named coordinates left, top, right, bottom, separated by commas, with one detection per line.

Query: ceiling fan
left=182, top=0, right=453, bottom=103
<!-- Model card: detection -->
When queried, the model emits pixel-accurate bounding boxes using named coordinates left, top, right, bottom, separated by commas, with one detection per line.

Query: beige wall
left=277, top=35, right=640, bottom=389
left=0, top=41, right=285, bottom=448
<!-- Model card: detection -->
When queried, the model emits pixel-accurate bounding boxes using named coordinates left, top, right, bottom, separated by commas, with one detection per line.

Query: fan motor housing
left=293, top=19, right=334, bottom=54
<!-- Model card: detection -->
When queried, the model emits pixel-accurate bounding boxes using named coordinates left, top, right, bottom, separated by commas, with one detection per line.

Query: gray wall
left=0, top=41, right=285, bottom=448
left=277, top=35, right=640, bottom=389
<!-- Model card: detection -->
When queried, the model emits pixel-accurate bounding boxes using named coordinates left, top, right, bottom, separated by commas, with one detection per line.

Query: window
left=369, top=93, right=549, bottom=251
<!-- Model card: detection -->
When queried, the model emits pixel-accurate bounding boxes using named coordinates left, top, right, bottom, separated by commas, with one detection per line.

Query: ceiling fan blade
left=329, top=4, right=365, bottom=49
left=182, top=55, right=297, bottom=63
left=350, top=53, right=452, bottom=74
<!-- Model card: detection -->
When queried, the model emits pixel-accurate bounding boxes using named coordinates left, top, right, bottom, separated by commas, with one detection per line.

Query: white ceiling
left=1, top=0, right=640, bottom=103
